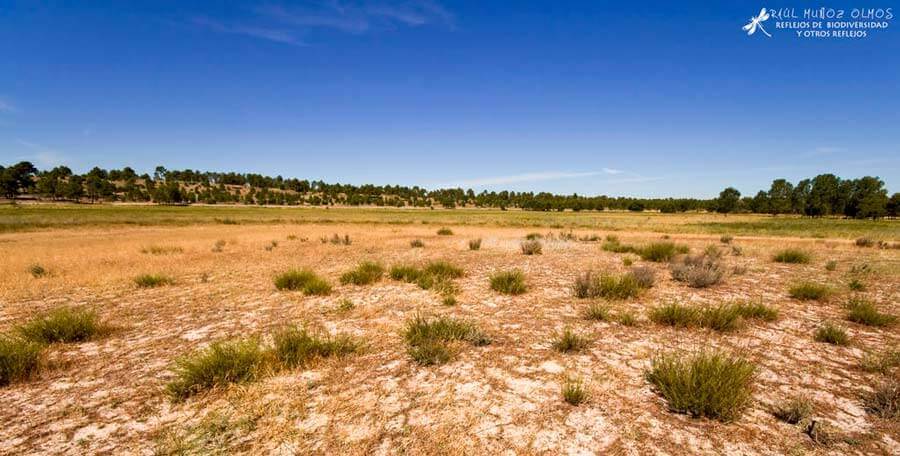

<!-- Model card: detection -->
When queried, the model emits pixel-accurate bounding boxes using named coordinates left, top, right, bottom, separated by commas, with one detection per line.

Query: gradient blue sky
left=1, top=1, right=898, bottom=197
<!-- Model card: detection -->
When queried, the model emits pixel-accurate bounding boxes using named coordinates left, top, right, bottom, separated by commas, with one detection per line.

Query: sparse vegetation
left=337, top=298, right=355, bottom=312
left=274, top=269, right=332, bottom=295
left=212, top=239, right=226, bottom=252
left=772, top=397, right=813, bottom=424
left=670, top=250, right=725, bottom=288
left=630, top=266, right=656, bottom=288
left=622, top=257, right=634, bottom=266
left=583, top=303, right=610, bottom=321
left=863, top=378, right=899, bottom=419
left=847, top=278, right=866, bottom=291
left=468, top=238, right=481, bottom=250
left=825, top=260, right=837, bottom=271
left=402, top=315, right=489, bottom=365
left=525, top=232, right=543, bottom=240
left=788, top=282, right=832, bottom=301
left=638, top=242, right=689, bottom=262
left=340, top=261, right=385, bottom=286
left=28, top=264, right=47, bottom=278
left=409, top=239, right=424, bottom=248
left=134, top=274, right=173, bottom=288
left=271, top=326, right=360, bottom=369
left=17, top=307, right=107, bottom=344
left=328, top=234, right=352, bottom=245
left=141, top=245, right=184, bottom=255
left=650, top=301, right=777, bottom=332
left=573, top=271, right=646, bottom=300
left=618, top=311, right=638, bottom=326
left=0, top=335, right=43, bottom=386
left=551, top=327, right=589, bottom=353
left=855, top=237, right=874, bottom=247
left=166, top=338, right=264, bottom=400
left=520, top=239, right=542, bottom=255
left=860, top=350, right=900, bottom=374
left=773, top=248, right=811, bottom=264
left=814, top=324, right=849, bottom=345
left=649, top=303, right=701, bottom=328
left=845, top=298, right=896, bottom=327
left=562, top=377, right=588, bottom=405
left=436, top=227, right=453, bottom=236
left=441, top=295, right=457, bottom=306
left=720, top=235, right=733, bottom=244
left=490, top=270, right=527, bottom=295
left=646, top=350, right=755, bottom=422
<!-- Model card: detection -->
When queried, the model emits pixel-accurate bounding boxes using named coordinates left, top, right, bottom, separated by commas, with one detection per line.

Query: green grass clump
left=825, top=260, right=837, bottom=271
left=337, top=298, right=355, bottom=312
left=814, top=324, right=849, bottom=345
left=732, top=300, right=779, bottom=322
left=551, top=327, right=589, bottom=353
left=772, top=397, right=813, bottom=424
left=573, top=271, right=645, bottom=300
left=468, top=238, right=482, bottom=250
left=0, top=335, right=43, bottom=386
left=441, top=295, right=457, bottom=306
left=520, top=240, right=543, bottom=255
left=638, top=242, right=689, bottom=262
left=773, top=248, right=811, bottom=264
left=134, top=274, right=173, bottom=288
left=845, top=298, right=896, bottom=327
left=860, top=350, right=900, bottom=374
left=583, top=303, right=610, bottom=321
left=339, top=261, right=385, bottom=286
left=271, top=326, right=360, bottom=368
left=618, top=312, right=638, bottom=326
left=391, top=261, right=464, bottom=293
left=28, top=264, right=47, bottom=278
left=698, top=304, right=744, bottom=332
left=17, top=307, right=107, bottom=344
left=788, top=282, right=832, bottom=301
left=389, top=265, right=422, bottom=282
left=274, top=269, right=332, bottom=295
left=562, top=377, right=588, bottom=405
left=650, top=301, right=777, bottom=332
left=436, top=227, right=453, bottom=235
left=402, top=315, right=489, bottom=365
left=649, top=303, right=701, bottom=328
left=601, top=238, right=637, bottom=254
left=422, top=261, right=464, bottom=280
left=489, top=270, right=528, bottom=295
left=847, top=278, right=866, bottom=291
left=409, top=239, right=425, bottom=248
left=863, top=378, right=899, bottom=419
left=646, top=350, right=755, bottom=422
left=720, top=235, right=733, bottom=244
left=166, top=338, right=265, bottom=401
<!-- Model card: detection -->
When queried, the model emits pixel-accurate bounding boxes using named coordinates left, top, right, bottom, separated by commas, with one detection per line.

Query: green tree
left=846, top=176, right=888, bottom=219
left=0, top=161, right=37, bottom=199
left=887, top=193, right=900, bottom=217
left=767, top=179, right=793, bottom=215
left=715, top=187, right=741, bottom=215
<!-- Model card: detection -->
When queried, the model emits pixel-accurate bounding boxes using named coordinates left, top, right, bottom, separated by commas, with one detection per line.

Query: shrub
left=271, top=326, right=360, bottom=368
left=860, top=350, right=900, bottom=374
left=134, top=274, right=173, bottom=288
left=274, top=269, right=332, bottom=295
left=698, top=304, right=744, bottom=332
left=639, top=242, right=689, bottom=262
left=788, top=282, right=832, bottom=301
left=403, top=315, right=489, bottom=365
left=855, top=237, right=874, bottom=247
left=17, top=307, right=107, bottom=344
left=630, top=266, right=656, bottom=289
left=520, top=240, right=543, bottom=255
left=166, top=338, right=264, bottom=400
left=670, top=252, right=725, bottom=288
left=409, top=239, right=424, bottom=248
left=845, top=298, right=896, bottom=327
left=618, top=312, right=638, bottom=326
left=825, top=260, right=837, bottom=271
left=436, top=227, right=453, bottom=236
left=0, top=335, right=43, bottom=386
left=468, top=239, right=482, bottom=251
left=649, top=303, right=701, bottom=328
left=646, top=350, right=755, bottom=422
left=28, top=264, right=47, bottom=278
left=525, top=232, right=543, bottom=240
left=340, top=261, right=385, bottom=286
left=562, top=377, right=588, bottom=405
left=863, top=378, right=899, bottom=419
left=720, top=235, right=733, bottom=244
left=573, top=271, right=643, bottom=300
left=772, top=397, right=813, bottom=424
left=847, top=279, right=866, bottom=291
left=551, top=327, right=589, bottom=353
left=583, top=303, right=610, bottom=321
left=814, top=324, right=849, bottom=345
left=490, top=270, right=527, bottom=295
left=773, top=248, right=810, bottom=264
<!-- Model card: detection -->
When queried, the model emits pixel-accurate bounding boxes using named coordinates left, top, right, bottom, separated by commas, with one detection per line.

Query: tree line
left=1, top=161, right=897, bottom=218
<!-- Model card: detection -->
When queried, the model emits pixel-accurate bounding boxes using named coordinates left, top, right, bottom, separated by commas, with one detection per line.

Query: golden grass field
left=0, top=207, right=898, bottom=455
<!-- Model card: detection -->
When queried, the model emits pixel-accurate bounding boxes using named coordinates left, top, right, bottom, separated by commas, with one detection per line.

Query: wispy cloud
left=16, top=140, right=67, bottom=167
left=602, top=167, right=623, bottom=175
left=193, top=17, right=306, bottom=46
left=194, top=1, right=453, bottom=45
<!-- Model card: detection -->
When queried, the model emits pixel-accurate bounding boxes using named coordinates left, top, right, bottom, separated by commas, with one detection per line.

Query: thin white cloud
left=254, top=1, right=453, bottom=36
left=16, top=140, right=67, bottom=167
left=193, top=17, right=306, bottom=46
left=602, top=167, right=623, bottom=175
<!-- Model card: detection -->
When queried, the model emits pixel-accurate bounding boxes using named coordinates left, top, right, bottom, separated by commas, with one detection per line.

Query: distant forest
left=1, top=161, right=897, bottom=219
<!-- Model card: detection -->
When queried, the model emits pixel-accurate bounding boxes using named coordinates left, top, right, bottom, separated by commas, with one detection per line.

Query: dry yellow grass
left=0, top=215, right=898, bottom=454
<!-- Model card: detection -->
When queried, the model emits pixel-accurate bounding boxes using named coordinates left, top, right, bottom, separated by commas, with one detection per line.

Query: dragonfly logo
left=743, top=8, right=772, bottom=37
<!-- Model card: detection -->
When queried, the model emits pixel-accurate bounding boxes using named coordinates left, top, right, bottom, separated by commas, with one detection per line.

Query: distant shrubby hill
left=1, top=162, right=897, bottom=218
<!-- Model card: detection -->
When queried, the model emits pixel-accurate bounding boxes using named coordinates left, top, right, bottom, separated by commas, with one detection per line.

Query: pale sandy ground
left=0, top=224, right=897, bottom=455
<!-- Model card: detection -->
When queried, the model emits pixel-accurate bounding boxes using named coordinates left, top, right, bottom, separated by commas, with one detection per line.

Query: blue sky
left=1, top=1, right=898, bottom=197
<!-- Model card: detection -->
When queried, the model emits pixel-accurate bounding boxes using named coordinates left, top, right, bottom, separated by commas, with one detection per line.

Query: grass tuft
left=403, top=315, right=489, bottom=365
left=562, top=377, right=589, bottom=405
left=860, top=350, right=900, bottom=374
left=0, top=335, right=43, bottom=386
left=17, top=307, right=107, bottom=344
left=618, top=311, right=638, bottom=326
left=773, top=248, right=811, bottom=264
left=520, top=239, right=543, bottom=255
left=825, top=260, right=837, bottom=271
left=573, top=271, right=646, bottom=300
left=409, top=239, right=424, bottom=248
left=772, top=397, right=813, bottom=424
left=646, top=350, right=755, bottom=422
left=788, top=282, right=832, bottom=301
left=551, top=327, right=589, bottom=353
left=339, top=261, right=385, bottom=286
left=135, top=274, right=173, bottom=288
left=490, top=269, right=528, bottom=295
left=274, top=269, right=332, bottom=295
left=845, top=298, right=896, bottom=327
left=650, top=301, right=777, bottom=332
left=863, top=378, right=899, bottom=419
left=166, top=338, right=264, bottom=401
left=670, top=251, right=725, bottom=288
left=638, top=242, right=690, bottom=262
left=468, top=238, right=482, bottom=250
left=436, top=227, right=453, bottom=236
left=141, top=245, right=183, bottom=255
left=28, top=264, right=47, bottom=278
left=814, top=323, right=849, bottom=345
left=583, top=302, right=610, bottom=321
left=855, top=237, right=874, bottom=247
left=271, top=325, right=360, bottom=369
